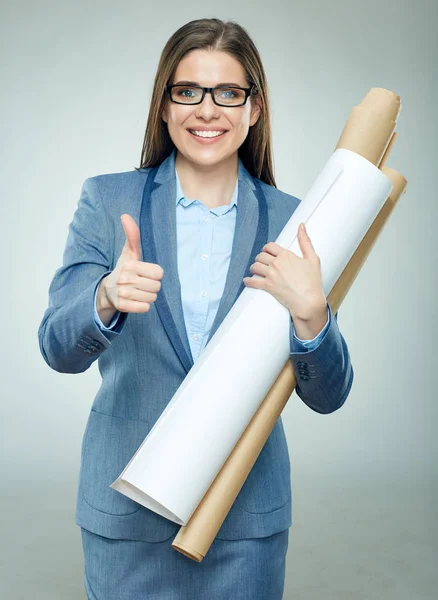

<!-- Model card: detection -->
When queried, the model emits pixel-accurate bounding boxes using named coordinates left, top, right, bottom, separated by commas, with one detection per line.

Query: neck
left=175, top=151, right=238, bottom=209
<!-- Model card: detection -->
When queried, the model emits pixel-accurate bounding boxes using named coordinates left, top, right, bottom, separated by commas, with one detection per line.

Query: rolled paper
left=335, top=88, right=400, bottom=166
left=111, top=150, right=393, bottom=521
left=171, top=89, right=406, bottom=561
left=172, top=167, right=407, bottom=561
left=328, top=166, right=407, bottom=309
left=378, top=132, right=397, bottom=169
left=110, top=87, right=406, bottom=562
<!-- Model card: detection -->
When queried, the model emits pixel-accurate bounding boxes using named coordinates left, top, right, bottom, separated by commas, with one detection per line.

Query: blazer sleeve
left=290, top=307, right=330, bottom=350
left=38, top=177, right=127, bottom=374
left=289, top=304, right=354, bottom=414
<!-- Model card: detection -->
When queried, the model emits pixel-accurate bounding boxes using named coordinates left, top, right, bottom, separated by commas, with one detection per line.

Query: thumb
left=120, top=214, right=141, bottom=260
left=298, top=223, right=316, bottom=261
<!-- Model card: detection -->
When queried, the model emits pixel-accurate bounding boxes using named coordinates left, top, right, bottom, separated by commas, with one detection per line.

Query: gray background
left=1, top=0, right=436, bottom=598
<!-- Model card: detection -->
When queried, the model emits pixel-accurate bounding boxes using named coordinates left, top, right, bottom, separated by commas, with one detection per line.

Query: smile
left=187, top=129, right=228, bottom=144
left=188, top=130, right=227, bottom=138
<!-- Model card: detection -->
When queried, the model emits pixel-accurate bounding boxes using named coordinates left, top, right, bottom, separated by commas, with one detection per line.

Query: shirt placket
left=189, top=202, right=213, bottom=361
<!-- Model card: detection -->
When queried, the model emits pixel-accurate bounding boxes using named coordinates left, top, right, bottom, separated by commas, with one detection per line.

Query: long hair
left=135, top=18, right=276, bottom=187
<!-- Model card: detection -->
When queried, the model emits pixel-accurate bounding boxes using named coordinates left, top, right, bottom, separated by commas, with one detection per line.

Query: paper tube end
left=362, top=88, right=401, bottom=117
left=172, top=541, right=204, bottom=563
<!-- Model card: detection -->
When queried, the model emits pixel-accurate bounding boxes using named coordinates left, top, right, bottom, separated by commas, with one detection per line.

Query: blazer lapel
left=139, top=149, right=269, bottom=374
left=206, top=172, right=268, bottom=344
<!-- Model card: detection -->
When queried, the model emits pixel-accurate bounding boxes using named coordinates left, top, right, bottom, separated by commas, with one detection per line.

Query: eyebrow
left=173, top=80, right=245, bottom=87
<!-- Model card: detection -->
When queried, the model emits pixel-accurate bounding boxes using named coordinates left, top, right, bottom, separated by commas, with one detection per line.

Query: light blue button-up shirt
left=93, top=167, right=330, bottom=361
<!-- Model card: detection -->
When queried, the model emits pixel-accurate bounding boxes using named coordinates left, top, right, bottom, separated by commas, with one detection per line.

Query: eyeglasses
left=165, top=84, right=258, bottom=107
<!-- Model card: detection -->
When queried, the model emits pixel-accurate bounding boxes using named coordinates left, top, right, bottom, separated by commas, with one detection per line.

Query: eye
left=173, top=86, right=202, bottom=98
left=218, top=89, right=237, bottom=99
left=214, top=87, right=246, bottom=104
left=180, top=88, right=196, bottom=97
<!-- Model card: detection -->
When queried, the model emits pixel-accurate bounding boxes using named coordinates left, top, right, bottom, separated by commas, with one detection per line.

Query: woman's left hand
left=243, top=223, right=328, bottom=325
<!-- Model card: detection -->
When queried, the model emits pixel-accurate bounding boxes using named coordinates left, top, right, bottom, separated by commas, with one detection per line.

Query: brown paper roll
left=329, top=167, right=407, bottom=309
left=335, top=88, right=400, bottom=166
left=378, top=132, right=397, bottom=170
left=172, top=88, right=406, bottom=561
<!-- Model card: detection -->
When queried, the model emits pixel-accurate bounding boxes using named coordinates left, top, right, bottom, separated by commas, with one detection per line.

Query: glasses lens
left=169, top=85, right=246, bottom=105
left=170, top=85, right=203, bottom=104
left=214, top=87, right=246, bottom=106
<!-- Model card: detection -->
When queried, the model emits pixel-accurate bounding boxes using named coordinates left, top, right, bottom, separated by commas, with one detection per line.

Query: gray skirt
left=80, top=526, right=289, bottom=600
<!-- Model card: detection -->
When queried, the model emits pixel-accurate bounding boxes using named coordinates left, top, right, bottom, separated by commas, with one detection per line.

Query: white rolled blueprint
left=111, top=148, right=393, bottom=525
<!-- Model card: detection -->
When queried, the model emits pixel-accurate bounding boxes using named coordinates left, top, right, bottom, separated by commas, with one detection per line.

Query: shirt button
left=204, top=217, right=210, bottom=222
left=193, top=334, right=200, bottom=341
left=200, top=291, right=207, bottom=297
left=201, top=254, right=208, bottom=260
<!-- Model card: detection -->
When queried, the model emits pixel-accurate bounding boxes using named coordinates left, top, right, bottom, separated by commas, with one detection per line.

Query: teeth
left=190, top=130, right=226, bottom=138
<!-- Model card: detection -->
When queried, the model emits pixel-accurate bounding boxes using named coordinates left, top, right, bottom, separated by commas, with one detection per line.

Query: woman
left=38, top=17, right=354, bottom=600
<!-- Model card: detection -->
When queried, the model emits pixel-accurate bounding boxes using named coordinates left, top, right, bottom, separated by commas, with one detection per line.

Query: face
left=161, top=49, right=261, bottom=168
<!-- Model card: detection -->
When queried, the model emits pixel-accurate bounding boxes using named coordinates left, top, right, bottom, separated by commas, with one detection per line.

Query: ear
left=249, top=95, right=262, bottom=127
left=162, top=105, right=168, bottom=124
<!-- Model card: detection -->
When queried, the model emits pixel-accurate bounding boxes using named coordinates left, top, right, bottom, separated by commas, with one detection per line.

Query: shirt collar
left=175, top=166, right=238, bottom=210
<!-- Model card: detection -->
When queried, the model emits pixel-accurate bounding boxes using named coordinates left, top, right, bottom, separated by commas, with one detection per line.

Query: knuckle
left=120, top=287, right=135, bottom=301
left=118, top=272, right=128, bottom=285
left=118, top=297, right=128, bottom=311
left=118, top=269, right=133, bottom=285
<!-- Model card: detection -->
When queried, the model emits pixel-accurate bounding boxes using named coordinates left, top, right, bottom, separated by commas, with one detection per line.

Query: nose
left=194, top=90, right=221, bottom=120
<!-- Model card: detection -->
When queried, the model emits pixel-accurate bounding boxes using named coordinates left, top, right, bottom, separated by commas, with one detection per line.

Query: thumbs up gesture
left=97, top=214, right=164, bottom=318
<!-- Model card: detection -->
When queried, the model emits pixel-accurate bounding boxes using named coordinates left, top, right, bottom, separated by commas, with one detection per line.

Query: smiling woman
left=160, top=48, right=262, bottom=207
left=38, top=15, right=354, bottom=600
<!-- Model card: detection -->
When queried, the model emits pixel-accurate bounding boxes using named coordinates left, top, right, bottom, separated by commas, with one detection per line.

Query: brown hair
left=135, top=18, right=276, bottom=187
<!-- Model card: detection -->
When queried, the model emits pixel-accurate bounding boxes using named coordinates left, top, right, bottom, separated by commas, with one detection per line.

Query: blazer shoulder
left=79, top=168, right=152, bottom=220
left=80, top=168, right=151, bottom=209
left=85, top=167, right=150, bottom=192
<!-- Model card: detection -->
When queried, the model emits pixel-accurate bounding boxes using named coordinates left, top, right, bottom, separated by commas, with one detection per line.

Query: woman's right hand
left=96, top=214, right=164, bottom=321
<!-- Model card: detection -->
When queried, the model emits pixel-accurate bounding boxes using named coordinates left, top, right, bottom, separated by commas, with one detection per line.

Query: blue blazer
left=38, top=150, right=354, bottom=542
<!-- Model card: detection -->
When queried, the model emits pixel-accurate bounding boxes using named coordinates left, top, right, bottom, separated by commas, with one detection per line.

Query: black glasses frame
left=164, top=84, right=259, bottom=107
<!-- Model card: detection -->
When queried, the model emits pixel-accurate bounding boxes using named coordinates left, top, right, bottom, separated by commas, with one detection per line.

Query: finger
left=118, top=286, right=158, bottom=304
left=118, top=261, right=164, bottom=288
left=134, top=275, right=162, bottom=293
left=243, top=274, right=266, bottom=289
left=262, top=242, right=283, bottom=256
left=253, top=251, right=273, bottom=266
left=121, top=214, right=141, bottom=260
left=117, top=298, right=151, bottom=314
left=249, top=262, right=270, bottom=277
left=136, top=261, right=164, bottom=281
left=298, top=223, right=317, bottom=261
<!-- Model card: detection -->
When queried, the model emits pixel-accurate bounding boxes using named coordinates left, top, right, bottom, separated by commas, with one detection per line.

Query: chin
left=176, top=142, right=239, bottom=168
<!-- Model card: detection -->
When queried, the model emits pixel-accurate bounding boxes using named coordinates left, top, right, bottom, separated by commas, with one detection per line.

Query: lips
left=187, top=128, right=228, bottom=132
